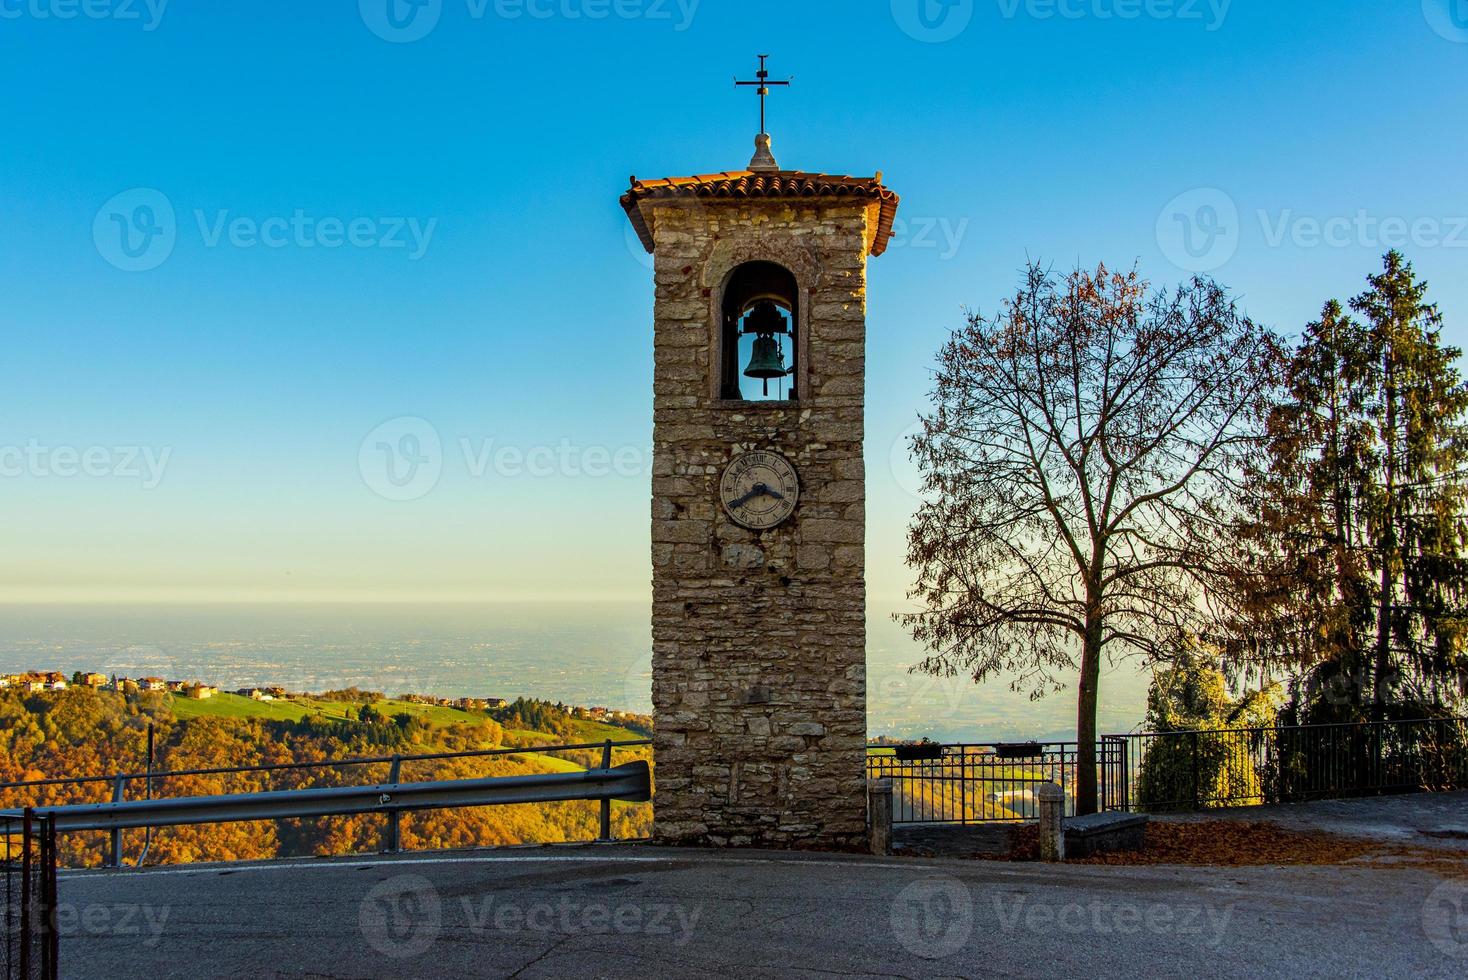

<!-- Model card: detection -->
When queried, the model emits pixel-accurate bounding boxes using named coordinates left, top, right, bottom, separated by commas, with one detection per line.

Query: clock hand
left=730, top=484, right=767, bottom=509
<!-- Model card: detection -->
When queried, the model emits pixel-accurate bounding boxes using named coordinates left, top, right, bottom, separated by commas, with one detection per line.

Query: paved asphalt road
left=54, top=844, right=1468, bottom=979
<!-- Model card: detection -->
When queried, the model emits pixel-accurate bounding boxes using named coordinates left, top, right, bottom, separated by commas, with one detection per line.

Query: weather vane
left=735, top=54, right=792, bottom=136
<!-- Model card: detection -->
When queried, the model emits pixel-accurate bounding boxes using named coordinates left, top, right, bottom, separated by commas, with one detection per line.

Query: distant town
left=0, top=670, right=644, bottom=725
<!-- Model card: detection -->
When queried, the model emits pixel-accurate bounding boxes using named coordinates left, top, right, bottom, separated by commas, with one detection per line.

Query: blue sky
left=2, top=1, right=1466, bottom=605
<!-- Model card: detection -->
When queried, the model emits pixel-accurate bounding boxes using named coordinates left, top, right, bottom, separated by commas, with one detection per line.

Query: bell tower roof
left=620, top=169, right=901, bottom=257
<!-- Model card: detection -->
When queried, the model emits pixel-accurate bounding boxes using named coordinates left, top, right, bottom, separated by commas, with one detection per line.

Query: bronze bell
left=741, top=301, right=791, bottom=395
left=744, top=334, right=787, bottom=382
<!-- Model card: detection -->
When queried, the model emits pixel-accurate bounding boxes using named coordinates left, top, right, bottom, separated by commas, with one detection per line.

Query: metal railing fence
left=2, top=811, right=58, bottom=980
left=868, top=717, right=1468, bottom=824
left=1108, top=716, right=1468, bottom=812
left=865, top=742, right=1108, bottom=824
left=0, top=739, right=651, bottom=867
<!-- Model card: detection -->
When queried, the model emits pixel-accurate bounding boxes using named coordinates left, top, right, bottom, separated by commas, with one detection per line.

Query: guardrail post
left=384, top=755, right=402, bottom=854
left=108, top=774, right=126, bottom=869
left=867, top=778, right=893, bottom=856
left=1038, top=781, right=1065, bottom=862
left=597, top=741, right=613, bottom=842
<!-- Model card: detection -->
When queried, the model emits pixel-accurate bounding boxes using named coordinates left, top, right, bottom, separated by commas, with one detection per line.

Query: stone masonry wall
left=648, top=199, right=872, bottom=848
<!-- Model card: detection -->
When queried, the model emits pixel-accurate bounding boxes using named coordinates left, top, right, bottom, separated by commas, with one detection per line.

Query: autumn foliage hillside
left=0, top=687, right=652, bottom=867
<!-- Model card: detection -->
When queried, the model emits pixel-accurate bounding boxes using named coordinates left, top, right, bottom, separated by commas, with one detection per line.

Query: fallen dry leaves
left=995, top=820, right=1468, bottom=874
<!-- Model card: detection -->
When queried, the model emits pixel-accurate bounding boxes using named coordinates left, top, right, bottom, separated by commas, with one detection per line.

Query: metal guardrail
left=2, top=763, right=651, bottom=835
left=0, top=738, right=653, bottom=867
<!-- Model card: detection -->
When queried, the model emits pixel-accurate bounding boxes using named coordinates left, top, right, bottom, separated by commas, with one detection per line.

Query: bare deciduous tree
left=902, top=262, right=1281, bottom=813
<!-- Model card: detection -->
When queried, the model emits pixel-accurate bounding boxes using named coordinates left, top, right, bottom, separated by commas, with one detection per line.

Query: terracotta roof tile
left=621, top=170, right=901, bottom=257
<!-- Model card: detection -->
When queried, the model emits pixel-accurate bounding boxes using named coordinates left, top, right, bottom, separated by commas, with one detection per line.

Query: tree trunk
left=1373, top=356, right=1397, bottom=723
left=1074, top=614, right=1104, bottom=816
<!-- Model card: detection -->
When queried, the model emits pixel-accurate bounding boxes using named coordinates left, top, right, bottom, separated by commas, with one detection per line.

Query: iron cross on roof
left=735, top=54, right=792, bottom=136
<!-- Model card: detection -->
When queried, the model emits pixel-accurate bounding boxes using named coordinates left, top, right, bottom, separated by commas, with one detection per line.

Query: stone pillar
left=868, top=778, right=893, bottom=856
left=1037, top=782, right=1065, bottom=862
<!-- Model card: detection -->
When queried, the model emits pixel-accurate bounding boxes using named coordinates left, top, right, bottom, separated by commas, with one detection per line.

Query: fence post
left=868, top=778, right=894, bottom=856
left=1038, top=782, right=1065, bottom=862
left=384, top=755, right=402, bottom=854
left=1121, top=738, right=1131, bottom=813
left=1190, top=731, right=1201, bottom=810
left=597, top=741, right=613, bottom=842
left=20, top=808, right=32, bottom=978
left=44, top=816, right=59, bottom=978
left=1373, top=723, right=1384, bottom=793
left=957, top=751, right=968, bottom=827
left=108, top=774, right=126, bottom=869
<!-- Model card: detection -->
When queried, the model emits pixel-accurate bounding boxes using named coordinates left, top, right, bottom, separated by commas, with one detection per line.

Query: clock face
left=720, top=451, right=800, bottom=530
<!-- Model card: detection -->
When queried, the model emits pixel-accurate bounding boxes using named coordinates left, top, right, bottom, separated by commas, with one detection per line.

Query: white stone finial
left=749, top=133, right=779, bottom=173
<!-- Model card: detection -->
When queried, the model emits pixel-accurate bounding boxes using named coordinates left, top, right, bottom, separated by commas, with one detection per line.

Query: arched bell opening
left=720, top=261, right=799, bottom=402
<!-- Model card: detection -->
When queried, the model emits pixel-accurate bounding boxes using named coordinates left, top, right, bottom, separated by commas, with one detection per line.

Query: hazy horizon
left=0, top=601, right=1151, bottom=743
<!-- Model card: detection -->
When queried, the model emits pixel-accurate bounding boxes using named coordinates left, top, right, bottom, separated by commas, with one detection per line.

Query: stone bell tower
left=621, top=80, right=899, bottom=847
